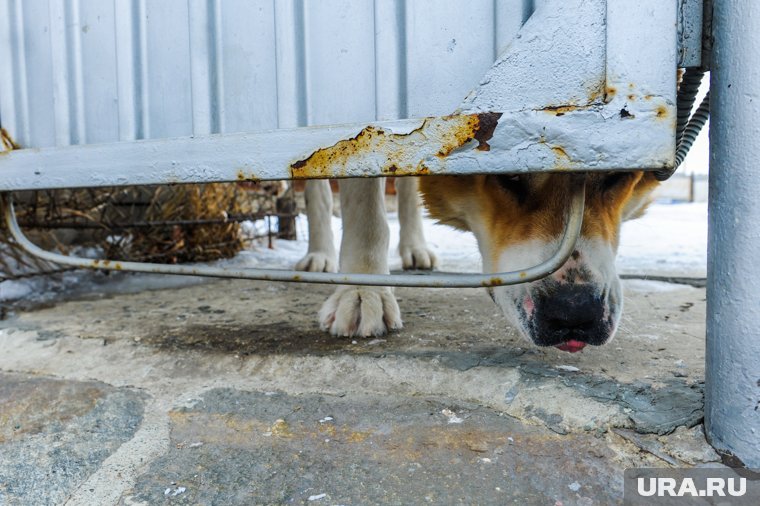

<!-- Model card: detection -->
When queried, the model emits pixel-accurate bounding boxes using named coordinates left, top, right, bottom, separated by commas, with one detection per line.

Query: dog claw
left=399, top=245, right=439, bottom=271
left=319, top=286, right=402, bottom=337
left=295, top=252, right=338, bottom=273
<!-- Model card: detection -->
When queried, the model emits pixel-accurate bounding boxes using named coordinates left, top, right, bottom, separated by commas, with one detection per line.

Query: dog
left=302, top=171, right=659, bottom=353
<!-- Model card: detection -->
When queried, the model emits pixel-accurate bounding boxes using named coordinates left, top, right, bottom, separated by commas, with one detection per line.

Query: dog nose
left=535, top=285, right=605, bottom=345
left=543, top=290, right=598, bottom=332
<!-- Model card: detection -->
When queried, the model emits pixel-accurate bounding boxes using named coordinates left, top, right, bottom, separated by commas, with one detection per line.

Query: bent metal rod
left=1, top=178, right=585, bottom=289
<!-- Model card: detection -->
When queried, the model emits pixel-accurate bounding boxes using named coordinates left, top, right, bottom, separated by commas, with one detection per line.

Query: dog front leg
left=395, top=177, right=438, bottom=270
left=295, top=179, right=338, bottom=273
left=318, top=178, right=402, bottom=337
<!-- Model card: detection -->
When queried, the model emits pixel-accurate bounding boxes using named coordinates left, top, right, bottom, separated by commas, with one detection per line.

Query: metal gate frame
left=2, top=0, right=677, bottom=190
left=1, top=0, right=678, bottom=288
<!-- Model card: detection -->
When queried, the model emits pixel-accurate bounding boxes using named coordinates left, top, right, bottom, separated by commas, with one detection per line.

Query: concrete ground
left=0, top=274, right=720, bottom=505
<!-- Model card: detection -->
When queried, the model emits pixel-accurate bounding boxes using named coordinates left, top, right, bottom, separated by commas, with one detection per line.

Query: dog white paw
left=318, top=286, right=402, bottom=337
left=399, top=244, right=439, bottom=271
left=295, top=252, right=338, bottom=273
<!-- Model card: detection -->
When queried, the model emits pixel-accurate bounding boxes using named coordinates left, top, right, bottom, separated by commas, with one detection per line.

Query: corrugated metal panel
left=1, top=0, right=680, bottom=192
left=0, top=0, right=533, bottom=149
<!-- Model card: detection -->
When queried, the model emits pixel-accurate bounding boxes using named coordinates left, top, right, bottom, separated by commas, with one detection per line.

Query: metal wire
left=17, top=213, right=299, bottom=230
left=1, top=178, right=586, bottom=288
left=655, top=68, right=708, bottom=181
left=676, top=69, right=705, bottom=146
left=675, top=91, right=710, bottom=167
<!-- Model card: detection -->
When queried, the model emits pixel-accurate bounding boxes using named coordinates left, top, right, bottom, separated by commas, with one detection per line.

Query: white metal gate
left=0, top=0, right=681, bottom=288
left=1, top=0, right=530, bottom=147
left=1, top=0, right=680, bottom=189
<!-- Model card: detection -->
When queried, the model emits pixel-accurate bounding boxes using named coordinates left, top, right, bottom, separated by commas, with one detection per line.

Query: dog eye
left=496, top=174, right=527, bottom=200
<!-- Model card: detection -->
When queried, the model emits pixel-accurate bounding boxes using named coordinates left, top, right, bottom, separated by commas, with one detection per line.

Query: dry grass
left=1, top=182, right=288, bottom=281
left=119, top=183, right=245, bottom=264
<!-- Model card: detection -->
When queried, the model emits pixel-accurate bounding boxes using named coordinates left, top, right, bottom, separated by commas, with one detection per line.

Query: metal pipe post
left=705, top=1, right=760, bottom=467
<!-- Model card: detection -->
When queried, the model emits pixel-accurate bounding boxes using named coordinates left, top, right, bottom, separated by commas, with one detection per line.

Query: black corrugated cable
left=655, top=68, right=707, bottom=181
left=675, top=91, right=710, bottom=168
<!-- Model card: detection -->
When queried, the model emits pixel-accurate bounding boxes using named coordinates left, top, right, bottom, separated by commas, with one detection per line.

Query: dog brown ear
left=418, top=175, right=475, bottom=231
left=621, top=171, right=661, bottom=221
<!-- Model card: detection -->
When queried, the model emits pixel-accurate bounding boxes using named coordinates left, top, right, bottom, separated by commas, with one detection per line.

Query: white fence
left=654, top=173, right=709, bottom=203
left=0, top=0, right=534, bottom=148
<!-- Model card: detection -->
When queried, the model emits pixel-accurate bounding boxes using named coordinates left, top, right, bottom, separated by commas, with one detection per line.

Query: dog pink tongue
left=555, top=340, right=587, bottom=353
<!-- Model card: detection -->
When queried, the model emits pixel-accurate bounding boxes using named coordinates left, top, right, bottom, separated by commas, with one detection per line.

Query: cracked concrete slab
left=0, top=276, right=713, bottom=504
left=0, top=373, right=146, bottom=506
left=121, top=389, right=644, bottom=505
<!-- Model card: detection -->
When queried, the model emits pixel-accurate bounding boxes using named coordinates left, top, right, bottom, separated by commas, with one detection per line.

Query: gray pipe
left=705, top=0, right=760, bottom=467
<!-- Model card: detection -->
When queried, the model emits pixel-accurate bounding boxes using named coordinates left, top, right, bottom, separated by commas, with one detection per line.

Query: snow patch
left=623, top=279, right=696, bottom=293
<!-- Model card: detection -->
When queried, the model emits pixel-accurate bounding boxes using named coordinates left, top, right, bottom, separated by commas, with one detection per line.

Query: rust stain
left=289, top=112, right=502, bottom=179
left=0, top=128, right=20, bottom=153
left=289, top=126, right=382, bottom=179
left=655, top=105, right=668, bottom=119
left=318, top=424, right=338, bottom=437
left=394, top=427, right=510, bottom=461
left=91, top=259, right=124, bottom=271
left=551, top=145, right=575, bottom=171
left=345, top=430, right=372, bottom=443
left=435, top=116, right=479, bottom=157
left=473, top=111, right=502, bottom=151
left=643, top=95, right=655, bottom=101
left=412, top=163, right=430, bottom=176
left=171, top=411, right=375, bottom=447
left=605, top=86, right=617, bottom=103
left=551, top=146, right=570, bottom=160
left=167, top=410, right=563, bottom=465
left=627, top=94, right=636, bottom=101
left=270, top=418, right=292, bottom=438
left=236, top=169, right=260, bottom=183
left=0, top=379, right=104, bottom=441
left=539, top=105, right=582, bottom=117
left=169, top=412, right=267, bottom=446
left=316, top=423, right=372, bottom=443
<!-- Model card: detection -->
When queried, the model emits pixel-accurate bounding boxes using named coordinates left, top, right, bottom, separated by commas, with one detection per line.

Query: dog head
left=420, top=171, right=659, bottom=352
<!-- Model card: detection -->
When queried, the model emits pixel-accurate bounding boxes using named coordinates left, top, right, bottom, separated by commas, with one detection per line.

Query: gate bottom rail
left=1, top=179, right=585, bottom=288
